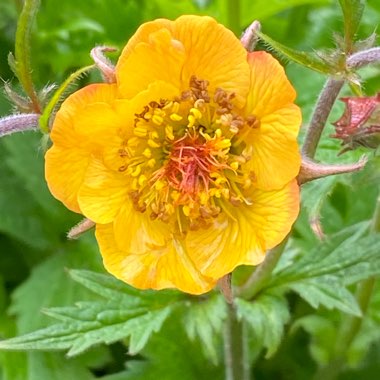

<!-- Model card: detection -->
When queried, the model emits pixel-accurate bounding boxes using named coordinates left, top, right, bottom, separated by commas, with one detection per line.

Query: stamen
left=120, top=75, right=256, bottom=231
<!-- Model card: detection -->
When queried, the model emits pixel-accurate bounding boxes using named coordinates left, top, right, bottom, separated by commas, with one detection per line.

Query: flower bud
left=332, top=93, right=380, bottom=154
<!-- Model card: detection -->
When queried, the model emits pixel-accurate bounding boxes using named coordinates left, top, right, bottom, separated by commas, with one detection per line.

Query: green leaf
left=0, top=300, right=175, bottom=356
left=69, top=269, right=182, bottom=307
left=287, top=277, right=362, bottom=316
left=0, top=240, right=102, bottom=380
left=114, top=310, right=223, bottom=380
left=236, top=293, right=290, bottom=357
left=256, top=30, right=337, bottom=75
left=1, top=268, right=181, bottom=356
left=182, top=294, right=226, bottom=364
left=269, top=223, right=380, bottom=314
left=339, top=0, right=365, bottom=52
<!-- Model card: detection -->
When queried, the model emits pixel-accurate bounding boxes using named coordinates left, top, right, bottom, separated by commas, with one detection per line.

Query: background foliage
left=0, top=0, right=379, bottom=379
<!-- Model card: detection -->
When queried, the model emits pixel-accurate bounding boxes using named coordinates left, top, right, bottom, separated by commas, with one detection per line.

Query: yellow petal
left=113, top=201, right=170, bottom=255
left=50, top=83, right=118, bottom=146
left=45, top=145, right=90, bottom=213
left=242, top=51, right=301, bottom=190
left=244, top=51, right=297, bottom=118
left=187, top=180, right=300, bottom=279
left=78, top=157, right=128, bottom=224
left=172, top=15, right=250, bottom=107
left=45, top=84, right=118, bottom=212
left=245, top=105, right=302, bottom=190
left=96, top=223, right=216, bottom=294
left=116, top=27, right=185, bottom=99
left=116, top=16, right=250, bottom=106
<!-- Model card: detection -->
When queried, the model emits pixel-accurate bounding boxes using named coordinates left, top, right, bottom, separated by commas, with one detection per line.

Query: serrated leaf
left=116, top=310, right=223, bottom=380
left=272, top=222, right=369, bottom=281
left=256, top=30, right=337, bottom=75
left=0, top=301, right=175, bottom=357
left=269, top=224, right=380, bottom=314
left=182, top=294, right=226, bottom=364
left=69, top=269, right=182, bottom=307
left=3, top=268, right=180, bottom=357
left=236, top=294, right=290, bottom=357
left=287, top=277, right=362, bottom=315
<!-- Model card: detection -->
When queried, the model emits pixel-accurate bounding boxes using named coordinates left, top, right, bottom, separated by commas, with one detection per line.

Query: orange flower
left=45, top=16, right=301, bottom=294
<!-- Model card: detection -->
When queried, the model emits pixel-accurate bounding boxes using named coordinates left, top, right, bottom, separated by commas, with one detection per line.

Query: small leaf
left=182, top=295, right=226, bottom=364
left=256, top=30, right=337, bottom=75
left=236, top=293, right=290, bottom=357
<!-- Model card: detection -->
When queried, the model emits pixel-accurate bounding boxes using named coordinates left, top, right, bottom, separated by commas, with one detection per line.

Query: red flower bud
left=332, top=93, right=380, bottom=154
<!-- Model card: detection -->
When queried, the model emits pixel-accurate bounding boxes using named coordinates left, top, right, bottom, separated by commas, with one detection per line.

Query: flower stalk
left=12, top=0, right=41, bottom=113
left=224, top=303, right=251, bottom=380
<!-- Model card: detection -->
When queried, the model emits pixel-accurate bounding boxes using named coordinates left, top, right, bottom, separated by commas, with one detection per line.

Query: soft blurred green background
left=0, top=1, right=380, bottom=379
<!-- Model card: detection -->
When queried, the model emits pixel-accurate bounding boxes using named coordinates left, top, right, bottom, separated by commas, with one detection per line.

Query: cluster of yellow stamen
left=119, top=76, right=259, bottom=232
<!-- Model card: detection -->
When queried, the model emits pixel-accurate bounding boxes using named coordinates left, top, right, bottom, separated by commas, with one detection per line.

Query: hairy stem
left=347, top=47, right=380, bottom=69
left=302, top=78, right=344, bottom=159
left=0, top=113, right=39, bottom=137
left=14, top=0, right=41, bottom=113
left=224, top=303, right=251, bottom=380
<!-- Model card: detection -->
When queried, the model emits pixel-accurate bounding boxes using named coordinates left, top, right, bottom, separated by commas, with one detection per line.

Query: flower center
left=119, top=76, right=259, bottom=232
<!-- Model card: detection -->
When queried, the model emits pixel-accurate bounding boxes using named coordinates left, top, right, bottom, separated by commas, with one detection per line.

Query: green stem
left=226, top=0, right=241, bottom=36
left=314, top=194, right=380, bottom=380
left=14, top=0, right=41, bottom=113
left=224, top=303, right=251, bottom=380
left=236, top=237, right=288, bottom=300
